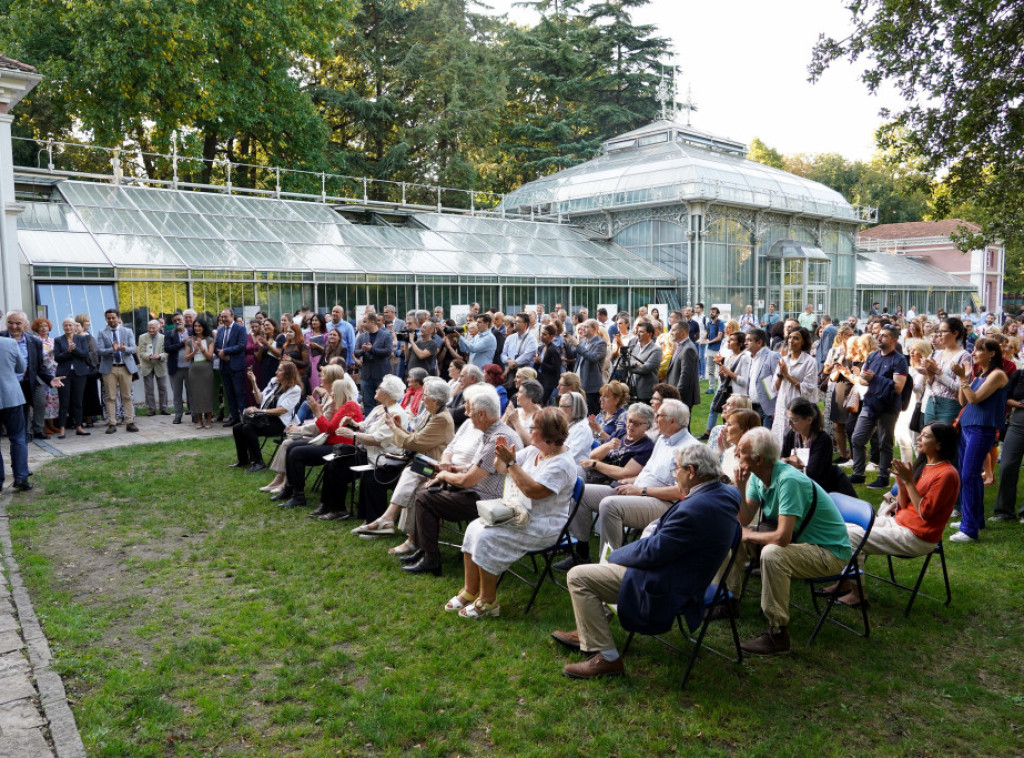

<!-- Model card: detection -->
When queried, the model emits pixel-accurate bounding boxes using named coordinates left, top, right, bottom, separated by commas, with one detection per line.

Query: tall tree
left=810, top=1, right=1024, bottom=250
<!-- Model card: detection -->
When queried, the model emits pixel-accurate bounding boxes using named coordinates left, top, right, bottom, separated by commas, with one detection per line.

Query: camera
left=443, top=326, right=460, bottom=336
left=395, top=329, right=415, bottom=342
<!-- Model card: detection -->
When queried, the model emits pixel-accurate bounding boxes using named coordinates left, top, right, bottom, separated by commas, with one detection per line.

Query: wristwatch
left=641, top=487, right=648, bottom=496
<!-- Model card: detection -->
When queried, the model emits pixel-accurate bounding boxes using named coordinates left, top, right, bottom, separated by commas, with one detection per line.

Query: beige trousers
left=760, top=543, right=848, bottom=628
left=102, top=365, right=135, bottom=423
left=847, top=516, right=934, bottom=569
left=567, top=562, right=628, bottom=653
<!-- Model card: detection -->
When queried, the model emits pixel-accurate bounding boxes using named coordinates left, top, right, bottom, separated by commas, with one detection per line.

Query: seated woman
left=482, top=363, right=509, bottom=415
left=706, top=394, right=753, bottom=454
left=261, top=363, right=350, bottom=493
left=558, top=391, right=593, bottom=478
left=833, top=422, right=960, bottom=606
left=504, top=378, right=544, bottom=443
left=230, top=362, right=303, bottom=472
left=352, top=377, right=456, bottom=536
left=719, top=408, right=761, bottom=483
left=445, top=407, right=578, bottom=618
left=588, top=380, right=630, bottom=443
left=272, top=376, right=364, bottom=508
left=781, top=397, right=856, bottom=497
left=401, top=367, right=428, bottom=418
left=314, top=375, right=411, bottom=521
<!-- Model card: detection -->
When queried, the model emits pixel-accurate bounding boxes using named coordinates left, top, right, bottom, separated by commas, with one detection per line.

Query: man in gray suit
left=95, top=308, right=139, bottom=434
left=574, top=319, right=607, bottom=415
left=665, top=321, right=700, bottom=410
left=744, top=328, right=781, bottom=429
left=626, top=321, right=662, bottom=404
left=0, top=335, right=31, bottom=491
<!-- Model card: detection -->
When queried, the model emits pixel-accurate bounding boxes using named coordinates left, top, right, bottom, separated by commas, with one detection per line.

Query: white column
left=0, top=112, right=23, bottom=314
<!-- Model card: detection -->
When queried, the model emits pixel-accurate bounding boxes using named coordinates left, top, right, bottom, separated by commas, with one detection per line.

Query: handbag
left=817, top=370, right=830, bottom=392
left=476, top=498, right=516, bottom=526
left=477, top=464, right=531, bottom=526
left=308, top=432, right=329, bottom=446
left=711, top=377, right=732, bottom=414
left=908, top=400, right=924, bottom=433
left=844, top=389, right=861, bottom=414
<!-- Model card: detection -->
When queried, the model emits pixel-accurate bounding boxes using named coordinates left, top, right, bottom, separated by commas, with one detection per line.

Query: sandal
left=458, top=599, right=500, bottom=619
left=388, top=541, right=417, bottom=556
left=444, top=591, right=478, bottom=612
left=354, top=519, right=395, bottom=536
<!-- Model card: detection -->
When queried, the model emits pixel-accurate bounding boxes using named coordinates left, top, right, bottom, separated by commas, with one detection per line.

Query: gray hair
left=518, top=379, right=544, bottom=405
left=461, top=364, right=484, bottom=383
left=183, top=308, right=197, bottom=318
left=4, top=310, right=27, bottom=323
left=742, top=426, right=780, bottom=467
left=676, top=443, right=722, bottom=481
left=422, top=377, right=451, bottom=406
left=627, top=402, right=655, bottom=427
left=464, top=383, right=500, bottom=420
left=658, top=398, right=690, bottom=429
left=148, top=319, right=161, bottom=328
left=378, top=374, right=406, bottom=404
left=566, top=391, right=588, bottom=423
left=407, top=367, right=429, bottom=386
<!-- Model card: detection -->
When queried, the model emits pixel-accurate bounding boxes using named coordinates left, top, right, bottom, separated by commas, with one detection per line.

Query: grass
left=8, top=393, right=1024, bottom=756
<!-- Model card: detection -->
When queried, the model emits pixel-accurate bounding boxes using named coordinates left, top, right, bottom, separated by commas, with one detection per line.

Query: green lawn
left=8, top=395, right=1024, bottom=756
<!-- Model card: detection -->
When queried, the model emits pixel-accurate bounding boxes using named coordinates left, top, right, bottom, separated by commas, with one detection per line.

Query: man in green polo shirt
left=733, top=427, right=851, bottom=655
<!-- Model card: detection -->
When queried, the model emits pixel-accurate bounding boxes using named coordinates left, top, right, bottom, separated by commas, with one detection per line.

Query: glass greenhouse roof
left=17, top=181, right=670, bottom=282
left=498, top=119, right=860, bottom=222
left=855, top=253, right=975, bottom=290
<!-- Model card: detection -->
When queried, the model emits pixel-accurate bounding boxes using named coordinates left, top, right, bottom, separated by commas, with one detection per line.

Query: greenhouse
left=854, top=251, right=977, bottom=316
left=498, top=119, right=873, bottom=318
left=16, top=180, right=674, bottom=333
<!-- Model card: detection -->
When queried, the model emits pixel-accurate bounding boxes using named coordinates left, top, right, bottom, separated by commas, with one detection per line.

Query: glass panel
left=17, top=203, right=88, bottom=232
left=18, top=230, right=111, bottom=265
left=74, top=206, right=155, bottom=236
left=116, top=281, right=190, bottom=334
left=93, top=234, right=185, bottom=267
left=34, top=282, right=117, bottom=330
left=60, top=181, right=136, bottom=209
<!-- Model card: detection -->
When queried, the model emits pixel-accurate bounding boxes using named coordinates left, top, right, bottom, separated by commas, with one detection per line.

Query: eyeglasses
left=654, top=413, right=671, bottom=420
left=625, top=418, right=649, bottom=426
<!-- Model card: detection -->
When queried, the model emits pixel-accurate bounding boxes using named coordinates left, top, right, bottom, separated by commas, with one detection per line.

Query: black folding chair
left=498, top=478, right=585, bottom=613
left=621, top=522, right=744, bottom=689
left=865, top=541, right=951, bottom=617
left=791, top=493, right=874, bottom=644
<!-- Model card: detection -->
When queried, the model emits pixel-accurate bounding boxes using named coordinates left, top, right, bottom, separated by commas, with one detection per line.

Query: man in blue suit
left=553, top=443, right=741, bottom=679
left=214, top=309, right=247, bottom=426
left=2, top=310, right=57, bottom=444
left=1, top=335, right=32, bottom=491
left=744, top=328, right=780, bottom=428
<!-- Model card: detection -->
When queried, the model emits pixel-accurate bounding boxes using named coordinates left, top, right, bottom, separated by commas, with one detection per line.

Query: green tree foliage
left=747, top=138, right=784, bottom=169
left=810, top=0, right=1024, bottom=251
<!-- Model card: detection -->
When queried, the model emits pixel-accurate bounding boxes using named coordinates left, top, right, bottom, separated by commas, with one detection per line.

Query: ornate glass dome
left=499, top=120, right=860, bottom=222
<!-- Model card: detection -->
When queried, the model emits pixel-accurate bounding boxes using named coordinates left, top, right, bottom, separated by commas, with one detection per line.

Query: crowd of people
left=2, top=297, right=1020, bottom=679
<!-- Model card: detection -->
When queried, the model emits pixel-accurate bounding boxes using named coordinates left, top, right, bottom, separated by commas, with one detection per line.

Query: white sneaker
left=949, top=521, right=961, bottom=530
left=949, top=531, right=978, bottom=543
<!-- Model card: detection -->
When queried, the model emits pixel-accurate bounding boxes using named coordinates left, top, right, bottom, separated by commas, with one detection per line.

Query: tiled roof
left=858, top=219, right=979, bottom=241
left=0, top=55, right=37, bottom=73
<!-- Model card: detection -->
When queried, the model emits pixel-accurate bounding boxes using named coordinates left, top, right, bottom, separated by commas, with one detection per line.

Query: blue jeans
left=1, top=404, right=29, bottom=484
left=958, top=424, right=996, bottom=539
left=698, top=343, right=707, bottom=378
left=361, top=377, right=382, bottom=416
left=924, top=395, right=960, bottom=425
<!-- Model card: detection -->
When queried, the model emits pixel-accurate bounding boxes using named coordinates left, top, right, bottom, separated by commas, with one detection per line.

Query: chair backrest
left=572, top=476, right=585, bottom=506
left=551, top=478, right=585, bottom=550
left=830, top=492, right=874, bottom=531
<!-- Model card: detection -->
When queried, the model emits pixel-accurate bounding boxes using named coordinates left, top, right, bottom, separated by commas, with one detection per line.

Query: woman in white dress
left=770, top=326, right=819, bottom=445
left=446, top=407, right=578, bottom=619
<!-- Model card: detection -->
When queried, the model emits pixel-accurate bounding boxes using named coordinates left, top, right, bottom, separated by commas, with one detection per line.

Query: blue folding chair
left=865, top=541, right=951, bottom=617
left=499, top=478, right=585, bottom=613
left=791, top=492, right=874, bottom=644
left=621, top=522, right=744, bottom=689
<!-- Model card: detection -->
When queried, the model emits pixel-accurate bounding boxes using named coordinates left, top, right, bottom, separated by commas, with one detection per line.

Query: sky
left=481, top=0, right=904, bottom=162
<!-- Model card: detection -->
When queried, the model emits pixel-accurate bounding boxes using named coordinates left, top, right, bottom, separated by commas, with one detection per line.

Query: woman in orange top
left=835, top=421, right=960, bottom=606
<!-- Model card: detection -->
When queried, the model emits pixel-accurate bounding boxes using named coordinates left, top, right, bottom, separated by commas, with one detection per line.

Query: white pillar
left=0, top=112, right=22, bottom=314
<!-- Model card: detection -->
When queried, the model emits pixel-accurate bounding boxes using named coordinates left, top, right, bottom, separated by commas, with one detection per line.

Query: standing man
left=760, top=303, right=781, bottom=331
left=693, top=303, right=708, bottom=380
left=354, top=313, right=394, bottom=414
left=665, top=321, right=700, bottom=411
left=95, top=308, right=139, bottom=434
left=165, top=313, right=190, bottom=424
left=1, top=335, right=32, bottom=491
left=849, top=323, right=908, bottom=489
left=327, top=305, right=356, bottom=368
left=626, top=321, right=661, bottom=404
left=459, top=314, right=497, bottom=369
left=798, top=303, right=817, bottom=332
left=214, top=308, right=247, bottom=426
left=815, top=315, right=837, bottom=370
left=745, top=328, right=780, bottom=429
left=738, top=305, right=758, bottom=333
left=704, top=306, right=724, bottom=392
left=500, top=312, right=537, bottom=387
left=1, top=311, right=58, bottom=442
left=575, top=319, right=607, bottom=415
left=137, top=319, right=170, bottom=416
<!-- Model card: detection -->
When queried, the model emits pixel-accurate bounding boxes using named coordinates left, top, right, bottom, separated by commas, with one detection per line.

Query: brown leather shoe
left=562, top=653, right=624, bottom=680
left=740, top=626, right=791, bottom=656
left=125, top=422, right=139, bottom=432
left=551, top=629, right=584, bottom=653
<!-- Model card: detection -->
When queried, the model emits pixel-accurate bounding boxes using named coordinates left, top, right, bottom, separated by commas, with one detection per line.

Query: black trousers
left=285, top=443, right=334, bottom=492
left=357, top=462, right=407, bottom=522
left=232, top=416, right=284, bottom=464
left=321, top=444, right=366, bottom=512
left=413, top=487, right=481, bottom=560
left=57, top=373, right=88, bottom=429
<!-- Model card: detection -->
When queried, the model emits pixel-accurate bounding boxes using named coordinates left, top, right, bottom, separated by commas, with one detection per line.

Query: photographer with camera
left=404, top=320, right=439, bottom=376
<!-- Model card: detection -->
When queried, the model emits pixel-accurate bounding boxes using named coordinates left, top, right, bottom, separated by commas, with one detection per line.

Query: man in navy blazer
left=554, top=443, right=741, bottom=679
left=213, top=309, right=247, bottom=425
left=2, top=310, right=57, bottom=443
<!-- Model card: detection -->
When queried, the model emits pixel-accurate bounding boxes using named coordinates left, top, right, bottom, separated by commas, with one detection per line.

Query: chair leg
left=938, top=547, right=952, bottom=606
left=904, top=552, right=933, bottom=617
left=622, top=631, right=635, bottom=656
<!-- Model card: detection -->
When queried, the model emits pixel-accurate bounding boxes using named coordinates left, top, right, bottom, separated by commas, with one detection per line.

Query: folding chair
left=791, top=492, right=874, bottom=644
left=865, top=541, right=951, bottom=617
left=620, top=522, right=744, bottom=689
left=498, top=478, right=585, bottom=613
